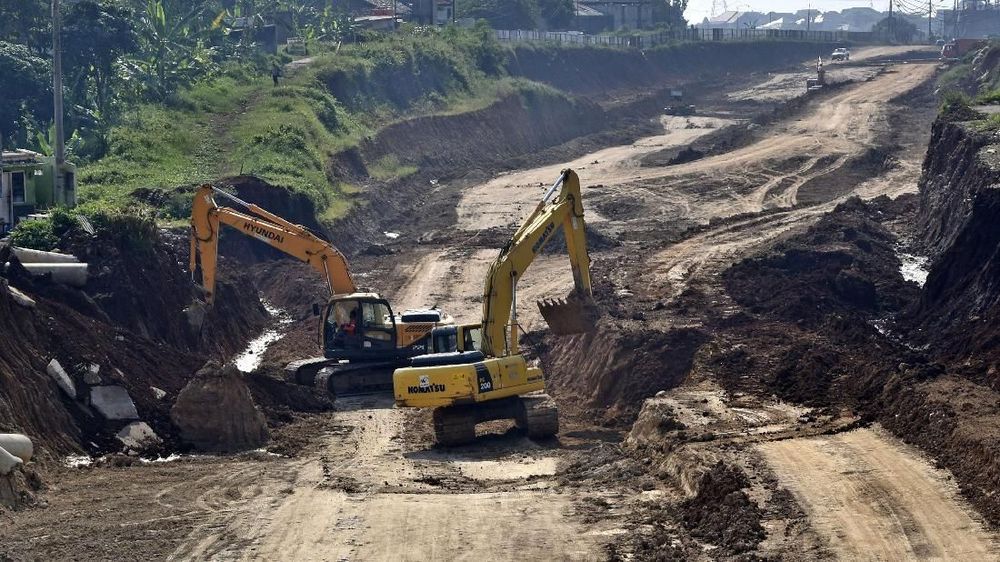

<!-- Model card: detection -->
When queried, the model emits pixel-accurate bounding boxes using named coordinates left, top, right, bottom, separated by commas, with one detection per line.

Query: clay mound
left=681, top=461, right=765, bottom=555
left=0, top=467, right=42, bottom=510
left=171, top=362, right=269, bottom=453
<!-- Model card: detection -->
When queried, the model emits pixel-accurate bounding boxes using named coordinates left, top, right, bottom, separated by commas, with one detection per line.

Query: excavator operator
left=342, top=309, right=358, bottom=336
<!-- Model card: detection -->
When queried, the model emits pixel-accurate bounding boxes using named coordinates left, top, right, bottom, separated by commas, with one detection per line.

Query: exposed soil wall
left=362, top=90, right=607, bottom=173
left=0, top=217, right=286, bottom=459
left=506, top=41, right=836, bottom=97
left=915, top=120, right=1000, bottom=258
left=539, top=320, right=708, bottom=424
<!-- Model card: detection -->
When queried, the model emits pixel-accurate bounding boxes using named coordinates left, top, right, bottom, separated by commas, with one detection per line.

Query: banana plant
left=124, top=0, right=217, bottom=100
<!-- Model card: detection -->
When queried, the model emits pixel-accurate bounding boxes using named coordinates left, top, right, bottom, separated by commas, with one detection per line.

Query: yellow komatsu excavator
left=392, top=169, right=596, bottom=445
left=190, top=184, right=453, bottom=395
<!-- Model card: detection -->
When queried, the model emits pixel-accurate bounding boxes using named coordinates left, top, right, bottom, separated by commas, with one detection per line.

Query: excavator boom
left=190, top=184, right=356, bottom=304
left=481, top=169, right=595, bottom=357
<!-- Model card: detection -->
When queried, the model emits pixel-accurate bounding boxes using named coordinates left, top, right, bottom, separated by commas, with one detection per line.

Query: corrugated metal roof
left=1, top=150, right=45, bottom=165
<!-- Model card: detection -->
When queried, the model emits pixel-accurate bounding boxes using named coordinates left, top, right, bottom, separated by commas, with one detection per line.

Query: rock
left=46, top=359, right=76, bottom=398
left=151, top=387, right=167, bottom=400
left=6, top=284, right=35, bottom=308
left=183, top=301, right=207, bottom=332
left=82, top=363, right=101, bottom=385
left=655, top=390, right=668, bottom=398
left=170, top=362, right=269, bottom=453
left=89, top=386, right=139, bottom=420
left=0, top=446, right=22, bottom=475
left=116, top=422, right=162, bottom=455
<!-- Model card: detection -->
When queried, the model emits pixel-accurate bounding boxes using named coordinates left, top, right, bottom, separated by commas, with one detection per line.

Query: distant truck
left=664, top=89, right=695, bottom=116
left=941, top=39, right=985, bottom=60
left=831, top=47, right=850, bottom=61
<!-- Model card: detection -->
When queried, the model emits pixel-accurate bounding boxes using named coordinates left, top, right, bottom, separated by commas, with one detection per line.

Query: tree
left=652, top=0, right=687, bottom=28
left=62, top=1, right=139, bottom=153
left=0, top=41, right=51, bottom=146
left=457, top=0, right=540, bottom=29
left=0, top=0, right=51, bottom=53
left=873, top=15, right=918, bottom=44
left=538, top=0, right=573, bottom=29
left=123, top=0, right=219, bottom=100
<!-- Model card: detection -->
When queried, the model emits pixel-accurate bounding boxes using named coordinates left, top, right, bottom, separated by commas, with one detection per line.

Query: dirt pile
left=170, top=362, right=269, bottom=453
left=539, top=320, right=708, bottom=424
left=680, top=461, right=765, bottom=555
left=724, top=197, right=918, bottom=328
left=0, top=213, right=282, bottom=459
left=910, top=119, right=1000, bottom=369
left=0, top=468, right=42, bottom=510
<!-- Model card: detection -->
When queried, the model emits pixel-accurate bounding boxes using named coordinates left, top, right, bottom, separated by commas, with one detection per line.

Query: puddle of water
left=64, top=454, right=93, bottom=468
left=454, top=457, right=558, bottom=481
left=898, top=252, right=930, bottom=286
left=234, top=299, right=293, bottom=373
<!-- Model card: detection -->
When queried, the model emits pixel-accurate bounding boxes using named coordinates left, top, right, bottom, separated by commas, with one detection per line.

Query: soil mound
left=681, top=462, right=765, bottom=555
left=723, top=197, right=917, bottom=327
left=539, top=320, right=708, bottom=424
left=0, top=467, right=42, bottom=510
left=171, top=362, right=269, bottom=453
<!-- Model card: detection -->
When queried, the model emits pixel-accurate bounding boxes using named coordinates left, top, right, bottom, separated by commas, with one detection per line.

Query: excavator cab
left=322, top=295, right=402, bottom=361
left=428, top=323, right=484, bottom=354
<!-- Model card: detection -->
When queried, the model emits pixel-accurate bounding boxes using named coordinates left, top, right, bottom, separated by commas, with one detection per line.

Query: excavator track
left=433, top=408, right=478, bottom=447
left=287, top=358, right=399, bottom=397
left=516, top=394, right=559, bottom=439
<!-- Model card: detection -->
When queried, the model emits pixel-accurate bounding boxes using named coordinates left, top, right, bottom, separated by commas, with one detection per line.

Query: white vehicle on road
left=831, top=47, right=850, bottom=61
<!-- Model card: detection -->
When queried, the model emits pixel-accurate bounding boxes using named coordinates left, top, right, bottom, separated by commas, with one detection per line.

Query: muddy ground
left=4, top=44, right=1000, bottom=560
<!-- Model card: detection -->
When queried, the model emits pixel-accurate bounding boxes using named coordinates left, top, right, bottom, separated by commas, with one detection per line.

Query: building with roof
left=579, top=0, right=652, bottom=30
left=0, top=150, right=76, bottom=233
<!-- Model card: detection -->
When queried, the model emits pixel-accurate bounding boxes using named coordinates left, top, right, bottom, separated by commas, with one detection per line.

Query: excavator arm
left=190, top=184, right=356, bottom=304
left=481, top=169, right=593, bottom=357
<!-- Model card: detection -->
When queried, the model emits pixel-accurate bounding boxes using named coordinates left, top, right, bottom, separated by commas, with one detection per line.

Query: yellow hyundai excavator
left=392, top=169, right=596, bottom=445
left=189, top=184, right=453, bottom=395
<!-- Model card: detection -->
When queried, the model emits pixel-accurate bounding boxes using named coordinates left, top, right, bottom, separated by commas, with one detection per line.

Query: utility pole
left=807, top=2, right=811, bottom=31
left=930, top=0, right=933, bottom=40
left=52, top=0, right=65, bottom=206
left=889, top=0, right=893, bottom=42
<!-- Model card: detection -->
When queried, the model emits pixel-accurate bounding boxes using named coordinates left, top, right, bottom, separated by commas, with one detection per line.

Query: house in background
left=0, top=149, right=77, bottom=233
left=411, top=0, right=452, bottom=25
left=573, top=4, right=615, bottom=33
left=579, top=0, right=653, bottom=31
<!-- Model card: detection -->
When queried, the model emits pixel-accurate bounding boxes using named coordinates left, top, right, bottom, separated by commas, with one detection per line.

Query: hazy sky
left=685, top=1, right=895, bottom=22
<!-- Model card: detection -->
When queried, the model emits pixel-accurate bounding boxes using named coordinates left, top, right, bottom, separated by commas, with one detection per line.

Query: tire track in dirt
left=759, top=428, right=1000, bottom=560
left=169, top=397, right=612, bottom=561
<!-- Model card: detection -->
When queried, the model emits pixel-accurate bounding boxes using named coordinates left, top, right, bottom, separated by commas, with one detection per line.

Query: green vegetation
left=71, top=25, right=523, bottom=221
left=2, top=1, right=692, bottom=227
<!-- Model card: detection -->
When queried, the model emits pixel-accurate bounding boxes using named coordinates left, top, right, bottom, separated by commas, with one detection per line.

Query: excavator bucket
left=537, top=292, right=599, bottom=335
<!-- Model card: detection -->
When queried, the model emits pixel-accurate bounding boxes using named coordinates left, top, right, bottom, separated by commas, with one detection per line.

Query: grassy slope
left=77, top=30, right=518, bottom=221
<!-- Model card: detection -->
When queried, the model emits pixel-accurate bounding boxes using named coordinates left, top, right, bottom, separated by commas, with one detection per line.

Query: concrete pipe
left=0, top=434, right=33, bottom=463
left=21, top=263, right=89, bottom=287
left=12, top=247, right=80, bottom=264
left=0, top=446, right=22, bottom=476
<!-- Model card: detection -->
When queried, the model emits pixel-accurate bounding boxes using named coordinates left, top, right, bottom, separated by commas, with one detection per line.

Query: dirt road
left=760, top=428, right=999, bottom=560
left=169, top=397, right=614, bottom=561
